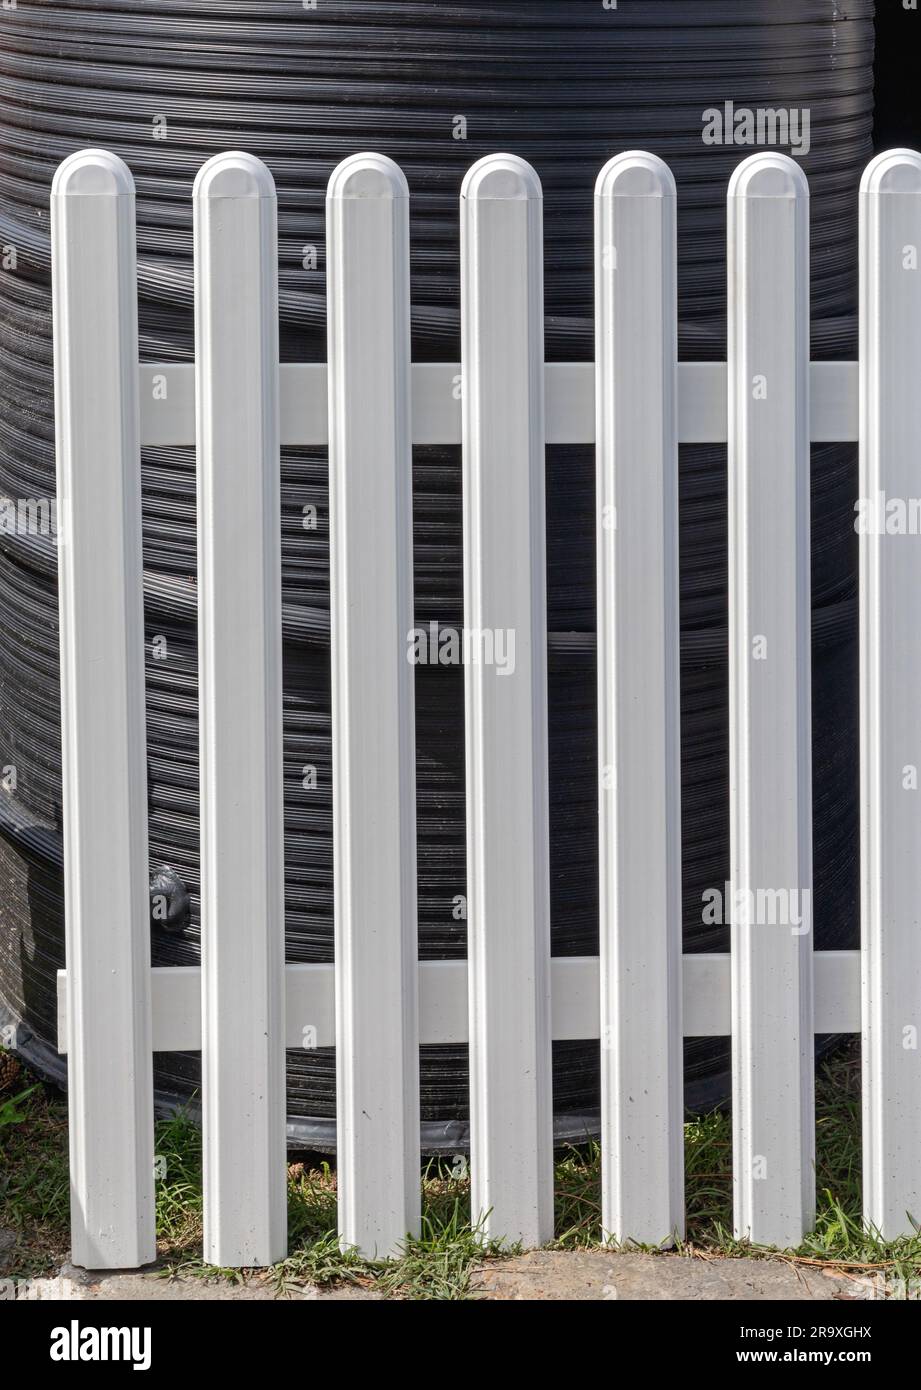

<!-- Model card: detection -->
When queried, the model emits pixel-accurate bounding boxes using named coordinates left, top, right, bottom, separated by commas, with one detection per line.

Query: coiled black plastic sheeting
left=0, top=1, right=872, bottom=1146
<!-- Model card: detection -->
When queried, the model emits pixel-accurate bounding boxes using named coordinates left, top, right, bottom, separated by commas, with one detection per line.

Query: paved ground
left=12, top=1263, right=381, bottom=1300
left=470, top=1250, right=859, bottom=1301
left=5, top=1250, right=875, bottom=1301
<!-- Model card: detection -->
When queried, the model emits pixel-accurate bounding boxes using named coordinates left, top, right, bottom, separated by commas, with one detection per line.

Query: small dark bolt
left=149, top=866, right=191, bottom=935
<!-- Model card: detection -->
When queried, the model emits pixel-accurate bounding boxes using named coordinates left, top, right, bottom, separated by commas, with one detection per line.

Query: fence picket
left=51, top=149, right=155, bottom=1270
left=194, top=153, right=287, bottom=1268
left=460, top=155, right=554, bottom=1246
left=594, top=153, right=684, bottom=1247
left=727, top=154, right=815, bottom=1247
left=326, top=154, right=420, bottom=1259
left=859, top=148, right=921, bottom=1240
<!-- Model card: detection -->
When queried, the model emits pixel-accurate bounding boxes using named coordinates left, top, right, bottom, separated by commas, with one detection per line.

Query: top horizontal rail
left=139, top=360, right=858, bottom=448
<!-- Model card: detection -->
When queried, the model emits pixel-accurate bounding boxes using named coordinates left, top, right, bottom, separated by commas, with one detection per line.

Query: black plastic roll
left=0, top=1, right=872, bottom=1145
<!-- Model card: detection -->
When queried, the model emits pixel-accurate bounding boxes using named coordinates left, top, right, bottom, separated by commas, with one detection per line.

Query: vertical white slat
left=859, top=149, right=921, bottom=1239
left=194, top=153, right=286, bottom=1268
left=728, top=153, right=814, bottom=1247
left=326, top=153, right=420, bottom=1259
left=460, top=154, right=553, bottom=1247
left=51, top=149, right=155, bottom=1271
left=594, top=153, right=683, bottom=1247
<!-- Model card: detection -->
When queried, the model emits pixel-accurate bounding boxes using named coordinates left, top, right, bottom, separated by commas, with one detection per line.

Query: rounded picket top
left=595, top=151, right=676, bottom=201
left=327, top=152, right=409, bottom=201
left=860, top=148, right=921, bottom=198
left=193, top=151, right=276, bottom=202
left=728, top=151, right=808, bottom=201
left=461, top=153, right=542, bottom=204
left=52, top=148, right=135, bottom=200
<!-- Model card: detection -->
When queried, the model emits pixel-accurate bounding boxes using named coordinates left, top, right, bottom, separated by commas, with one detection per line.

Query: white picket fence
left=50, top=145, right=921, bottom=1270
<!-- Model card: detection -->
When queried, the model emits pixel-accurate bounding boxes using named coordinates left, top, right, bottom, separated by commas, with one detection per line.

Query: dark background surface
left=874, top=0, right=920, bottom=148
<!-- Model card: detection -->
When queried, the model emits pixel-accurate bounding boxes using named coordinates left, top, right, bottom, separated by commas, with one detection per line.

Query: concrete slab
left=471, top=1250, right=851, bottom=1301
left=3, top=1249, right=893, bottom=1301
left=10, top=1263, right=381, bottom=1301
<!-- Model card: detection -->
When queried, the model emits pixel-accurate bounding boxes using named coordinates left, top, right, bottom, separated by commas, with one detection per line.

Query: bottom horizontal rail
left=57, top=951, right=859, bottom=1055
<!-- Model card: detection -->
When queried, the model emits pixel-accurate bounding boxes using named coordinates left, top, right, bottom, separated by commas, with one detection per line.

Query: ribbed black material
left=0, top=1, right=871, bottom=1144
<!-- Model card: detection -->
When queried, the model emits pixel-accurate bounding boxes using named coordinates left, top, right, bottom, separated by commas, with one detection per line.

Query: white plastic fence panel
left=194, top=153, right=287, bottom=1268
left=594, top=153, right=684, bottom=1247
left=859, top=148, right=921, bottom=1240
left=460, top=155, right=554, bottom=1247
left=326, top=154, right=421, bottom=1259
left=727, top=153, right=815, bottom=1247
left=51, top=149, right=156, bottom=1271
left=53, top=140, right=921, bottom=1272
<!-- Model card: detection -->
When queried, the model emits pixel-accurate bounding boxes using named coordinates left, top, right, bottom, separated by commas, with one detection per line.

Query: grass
left=0, top=1077, right=71, bottom=1279
left=160, top=1129, right=512, bottom=1299
left=1, top=1040, right=919, bottom=1298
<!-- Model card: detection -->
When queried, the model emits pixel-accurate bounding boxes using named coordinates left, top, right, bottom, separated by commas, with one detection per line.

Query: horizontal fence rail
left=50, top=146, right=921, bottom=1270
left=136, top=360, right=860, bottom=448
left=56, top=952, right=864, bottom=1051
